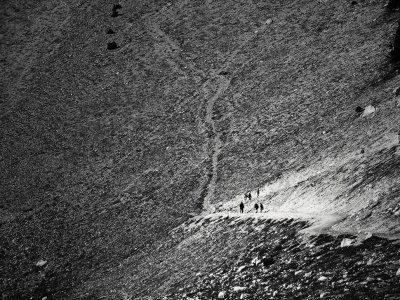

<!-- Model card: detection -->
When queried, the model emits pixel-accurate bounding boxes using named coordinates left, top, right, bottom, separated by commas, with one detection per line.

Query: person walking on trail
left=257, top=188, right=260, bottom=198
left=239, top=202, right=244, bottom=213
left=260, top=203, right=264, bottom=213
left=254, top=203, right=259, bottom=213
left=248, top=192, right=252, bottom=201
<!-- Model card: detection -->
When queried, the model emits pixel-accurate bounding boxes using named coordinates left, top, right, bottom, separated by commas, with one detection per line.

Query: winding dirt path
left=202, top=76, right=231, bottom=211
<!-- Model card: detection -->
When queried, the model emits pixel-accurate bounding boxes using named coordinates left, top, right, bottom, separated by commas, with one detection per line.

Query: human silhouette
left=239, top=202, right=244, bottom=213
left=249, top=192, right=252, bottom=201
left=254, top=203, right=259, bottom=213
left=257, top=188, right=260, bottom=197
left=260, top=203, right=264, bottom=213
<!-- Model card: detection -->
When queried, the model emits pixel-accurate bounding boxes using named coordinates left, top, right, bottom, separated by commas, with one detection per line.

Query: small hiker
left=257, top=188, right=260, bottom=198
left=260, top=203, right=264, bottom=213
left=249, top=192, right=252, bottom=201
left=239, top=202, right=244, bottom=213
left=254, top=203, right=259, bottom=213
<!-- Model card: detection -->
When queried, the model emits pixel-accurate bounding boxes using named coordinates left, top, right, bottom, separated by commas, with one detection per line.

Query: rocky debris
left=265, top=19, right=273, bottom=25
left=161, top=218, right=400, bottom=300
left=361, top=105, right=376, bottom=117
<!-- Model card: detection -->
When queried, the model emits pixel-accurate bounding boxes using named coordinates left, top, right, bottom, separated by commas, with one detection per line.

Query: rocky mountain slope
left=1, top=0, right=400, bottom=299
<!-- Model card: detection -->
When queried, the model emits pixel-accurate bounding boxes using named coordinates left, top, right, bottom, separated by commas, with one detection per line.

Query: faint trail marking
left=202, top=76, right=231, bottom=212
left=119, top=2, right=274, bottom=211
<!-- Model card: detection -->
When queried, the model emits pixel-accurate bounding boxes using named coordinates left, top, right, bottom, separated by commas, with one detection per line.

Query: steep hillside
left=1, top=0, right=400, bottom=299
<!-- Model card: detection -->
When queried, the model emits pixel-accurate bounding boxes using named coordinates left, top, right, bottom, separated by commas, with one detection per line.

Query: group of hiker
left=239, top=188, right=264, bottom=213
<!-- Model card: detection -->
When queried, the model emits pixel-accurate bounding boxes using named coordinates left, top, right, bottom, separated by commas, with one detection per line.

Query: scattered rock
left=36, top=260, right=47, bottom=267
left=396, top=268, right=400, bottom=276
left=394, top=86, right=400, bottom=96
left=265, top=19, right=272, bottom=25
left=251, top=257, right=261, bottom=266
left=233, top=286, right=247, bottom=292
left=364, top=232, right=373, bottom=240
left=318, top=276, right=328, bottom=281
left=217, top=291, right=226, bottom=299
left=295, top=270, right=303, bottom=275
left=351, top=1, right=358, bottom=6
left=304, top=272, right=312, bottom=278
left=341, top=238, right=355, bottom=247
left=107, top=42, right=119, bottom=50
left=261, top=256, right=275, bottom=267
left=112, top=4, right=122, bottom=17
left=240, top=293, right=250, bottom=299
left=107, top=29, right=115, bottom=34
left=237, top=266, right=247, bottom=273
left=367, top=258, right=373, bottom=265
left=361, top=105, right=376, bottom=117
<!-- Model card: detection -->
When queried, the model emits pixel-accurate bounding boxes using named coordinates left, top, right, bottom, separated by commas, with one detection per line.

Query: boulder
left=240, top=294, right=250, bottom=299
left=341, top=238, right=355, bottom=247
left=396, top=268, right=400, bottom=276
left=218, top=291, right=226, bottom=299
left=361, top=105, right=376, bottom=117
left=107, top=42, right=119, bottom=50
left=36, top=259, right=47, bottom=267
left=394, top=86, right=400, bottom=96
